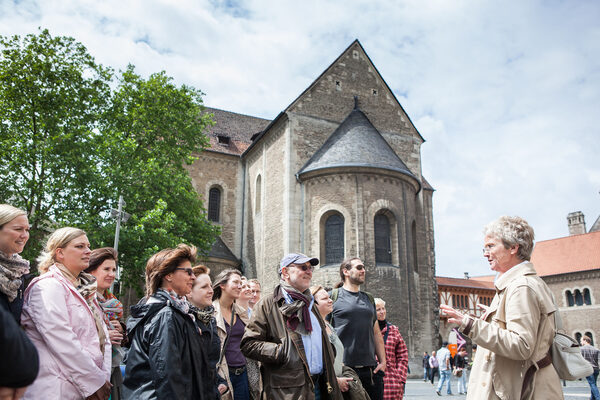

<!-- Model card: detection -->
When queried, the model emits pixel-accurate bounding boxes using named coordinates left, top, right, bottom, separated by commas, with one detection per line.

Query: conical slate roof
left=207, top=236, right=240, bottom=264
left=298, top=105, right=417, bottom=181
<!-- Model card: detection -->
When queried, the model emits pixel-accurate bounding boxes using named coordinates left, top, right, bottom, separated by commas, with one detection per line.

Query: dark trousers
left=228, top=367, right=250, bottom=400
left=351, top=366, right=384, bottom=400
left=429, top=367, right=439, bottom=384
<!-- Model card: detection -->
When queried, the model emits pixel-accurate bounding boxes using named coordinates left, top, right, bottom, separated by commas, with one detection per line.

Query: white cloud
left=1, top=0, right=598, bottom=277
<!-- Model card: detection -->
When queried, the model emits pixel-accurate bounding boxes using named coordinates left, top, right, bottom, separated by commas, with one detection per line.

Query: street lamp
left=110, top=195, right=130, bottom=293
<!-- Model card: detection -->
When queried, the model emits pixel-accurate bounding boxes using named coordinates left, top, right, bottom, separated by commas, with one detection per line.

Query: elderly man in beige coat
left=441, top=216, right=563, bottom=400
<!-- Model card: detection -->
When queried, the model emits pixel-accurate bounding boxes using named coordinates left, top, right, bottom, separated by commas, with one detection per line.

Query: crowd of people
left=0, top=203, right=410, bottom=400
left=2, top=203, right=599, bottom=400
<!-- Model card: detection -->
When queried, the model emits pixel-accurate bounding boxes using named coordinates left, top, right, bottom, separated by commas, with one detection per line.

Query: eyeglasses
left=482, top=244, right=496, bottom=254
left=290, top=263, right=315, bottom=272
left=175, top=268, right=194, bottom=276
left=353, top=264, right=365, bottom=271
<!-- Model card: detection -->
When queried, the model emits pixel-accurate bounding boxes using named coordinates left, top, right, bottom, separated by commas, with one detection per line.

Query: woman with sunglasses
left=123, top=244, right=213, bottom=399
left=212, top=269, right=251, bottom=400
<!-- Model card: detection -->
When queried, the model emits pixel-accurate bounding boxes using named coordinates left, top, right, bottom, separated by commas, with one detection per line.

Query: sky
left=1, top=0, right=599, bottom=278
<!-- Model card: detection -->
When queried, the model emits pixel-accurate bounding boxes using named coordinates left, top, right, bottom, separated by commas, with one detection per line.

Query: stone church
left=187, top=40, right=438, bottom=369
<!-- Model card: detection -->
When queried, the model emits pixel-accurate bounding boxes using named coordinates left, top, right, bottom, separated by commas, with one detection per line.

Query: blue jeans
left=586, top=369, right=600, bottom=400
left=437, top=369, right=452, bottom=394
left=228, top=367, right=250, bottom=400
left=424, top=367, right=430, bottom=380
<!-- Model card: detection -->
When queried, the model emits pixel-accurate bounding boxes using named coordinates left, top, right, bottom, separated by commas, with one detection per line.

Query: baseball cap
left=279, top=253, right=319, bottom=274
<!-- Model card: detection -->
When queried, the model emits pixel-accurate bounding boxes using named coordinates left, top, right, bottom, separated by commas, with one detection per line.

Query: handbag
left=550, top=311, right=593, bottom=380
left=452, top=367, right=463, bottom=377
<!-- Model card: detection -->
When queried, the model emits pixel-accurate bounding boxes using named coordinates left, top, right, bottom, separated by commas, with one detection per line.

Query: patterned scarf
left=157, top=288, right=194, bottom=321
left=55, top=263, right=107, bottom=354
left=279, top=280, right=313, bottom=334
left=97, top=290, right=124, bottom=324
left=0, top=250, right=30, bottom=302
left=190, top=304, right=216, bottom=325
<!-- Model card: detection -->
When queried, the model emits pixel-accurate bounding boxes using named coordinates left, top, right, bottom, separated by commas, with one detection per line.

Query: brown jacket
left=460, top=262, right=563, bottom=400
left=241, top=285, right=342, bottom=400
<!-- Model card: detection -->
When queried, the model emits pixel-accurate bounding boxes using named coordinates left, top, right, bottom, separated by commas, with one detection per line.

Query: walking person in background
left=329, top=258, right=387, bottom=400
left=375, top=298, right=408, bottom=400
left=22, top=227, right=112, bottom=399
left=581, top=335, right=600, bottom=400
left=212, top=269, right=250, bottom=400
left=86, top=247, right=126, bottom=400
left=423, top=352, right=431, bottom=382
left=454, top=348, right=468, bottom=395
left=123, top=244, right=213, bottom=399
left=435, top=342, right=452, bottom=396
left=441, top=216, right=563, bottom=400
left=429, top=350, right=439, bottom=385
left=0, top=204, right=38, bottom=399
left=188, top=265, right=229, bottom=399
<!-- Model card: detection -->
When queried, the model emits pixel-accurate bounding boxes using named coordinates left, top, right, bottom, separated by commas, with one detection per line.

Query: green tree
left=0, top=29, right=219, bottom=291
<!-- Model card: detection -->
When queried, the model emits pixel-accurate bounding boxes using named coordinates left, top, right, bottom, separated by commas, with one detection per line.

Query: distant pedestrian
left=435, top=342, right=452, bottom=396
left=454, top=348, right=468, bottom=395
left=375, top=298, right=408, bottom=400
left=422, top=352, right=430, bottom=382
left=429, top=351, right=439, bottom=385
left=581, top=335, right=600, bottom=400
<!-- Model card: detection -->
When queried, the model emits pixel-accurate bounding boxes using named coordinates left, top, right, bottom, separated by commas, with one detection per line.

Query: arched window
left=566, top=290, right=574, bottom=307
left=325, top=214, right=344, bottom=264
left=585, top=332, right=594, bottom=346
left=583, top=288, right=591, bottom=305
left=208, top=187, right=221, bottom=222
left=575, top=332, right=582, bottom=344
left=575, top=289, right=584, bottom=306
left=255, top=175, right=261, bottom=214
left=374, top=213, right=391, bottom=264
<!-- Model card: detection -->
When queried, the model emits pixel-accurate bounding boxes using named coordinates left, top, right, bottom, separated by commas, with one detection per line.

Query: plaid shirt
left=381, top=323, right=408, bottom=400
left=581, top=344, right=600, bottom=370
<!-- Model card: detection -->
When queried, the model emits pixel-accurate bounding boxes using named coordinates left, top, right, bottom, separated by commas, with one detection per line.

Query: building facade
left=187, top=40, right=438, bottom=370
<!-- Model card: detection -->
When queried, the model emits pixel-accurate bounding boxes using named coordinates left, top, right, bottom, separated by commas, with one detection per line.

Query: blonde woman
left=0, top=204, right=38, bottom=399
left=21, top=227, right=111, bottom=400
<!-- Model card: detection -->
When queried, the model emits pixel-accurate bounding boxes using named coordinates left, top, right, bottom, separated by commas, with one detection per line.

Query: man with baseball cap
left=241, top=253, right=341, bottom=399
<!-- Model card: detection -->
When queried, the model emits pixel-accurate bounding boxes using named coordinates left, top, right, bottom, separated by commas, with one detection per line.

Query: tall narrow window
left=325, top=213, right=344, bottom=264
left=575, top=289, right=583, bottom=306
left=411, top=221, right=418, bottom=272
left=374, top=213, right=391, bottom=264
left=575, top=332, right=582, bottom=344
left=566, top=290, right=574, bottom=307
left=208, top=187, right=221, bottom=222
left=583, top=288, right=591, bottom=305
left=255, top=175, right=262, bottom=214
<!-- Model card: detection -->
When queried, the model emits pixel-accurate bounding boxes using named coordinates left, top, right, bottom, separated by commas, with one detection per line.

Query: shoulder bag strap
left=217, top=305, right=236, bottom=366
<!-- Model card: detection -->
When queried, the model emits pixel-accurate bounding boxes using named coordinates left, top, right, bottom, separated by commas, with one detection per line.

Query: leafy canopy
left=0, top=29, right=219, bottom=292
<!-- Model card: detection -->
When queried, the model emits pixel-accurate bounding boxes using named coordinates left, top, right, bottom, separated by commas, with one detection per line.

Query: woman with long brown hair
left=123, top=244, right=212, bottom=399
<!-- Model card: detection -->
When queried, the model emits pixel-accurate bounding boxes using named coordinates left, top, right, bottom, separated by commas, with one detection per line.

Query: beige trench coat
left=213, top=299, right=251, bottom=400
left=460, top=262, right=563, bottom=400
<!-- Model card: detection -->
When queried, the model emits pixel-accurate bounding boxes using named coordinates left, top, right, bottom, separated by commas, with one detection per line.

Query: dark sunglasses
left=290, top=263, right=315, bottom=272
left=353, top=264, right=365, bottom=271
left=175, top=267, right=194, bottom=276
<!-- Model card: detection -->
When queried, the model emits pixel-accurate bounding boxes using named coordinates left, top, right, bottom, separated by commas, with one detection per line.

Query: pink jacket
left=21, top=265, right=111, bottom=400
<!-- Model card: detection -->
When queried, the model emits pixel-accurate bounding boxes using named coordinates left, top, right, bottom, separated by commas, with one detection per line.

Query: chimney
left=567, top=211, right=586, bottom=235
left=464, top=272, right=470, bottom=280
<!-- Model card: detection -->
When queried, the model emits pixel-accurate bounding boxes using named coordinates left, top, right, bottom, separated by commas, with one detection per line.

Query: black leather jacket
left=192, top=306, right=226, bottom=399
left=122, top=290, right=212, bottom=399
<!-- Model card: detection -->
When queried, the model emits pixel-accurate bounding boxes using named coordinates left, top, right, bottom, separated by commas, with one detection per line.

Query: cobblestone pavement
left=403, top=378, right=592, bottom=399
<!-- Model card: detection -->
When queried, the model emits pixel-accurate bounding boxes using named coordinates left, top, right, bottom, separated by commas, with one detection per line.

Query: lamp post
left=110, top=195, right=130, bottom=293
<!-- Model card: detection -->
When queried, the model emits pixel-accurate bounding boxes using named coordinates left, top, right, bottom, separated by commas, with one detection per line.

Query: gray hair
left=37, top=227, right=87, bottom=273
left=374, top=297, right=386, bottom=307
left=0, top=204, right=27, bottom=228
left=483, top=216, right=535, bottom=261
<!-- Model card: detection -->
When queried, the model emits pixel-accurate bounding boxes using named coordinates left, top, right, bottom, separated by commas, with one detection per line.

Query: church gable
left=286, top=40, right=423, bottom=143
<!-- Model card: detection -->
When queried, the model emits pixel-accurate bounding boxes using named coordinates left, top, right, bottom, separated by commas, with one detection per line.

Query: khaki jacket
left=240, top=285, right=342, bottom=400
left=461, top=262, right=563, bottom=400
left=213, top=299, right=251, bottom=400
